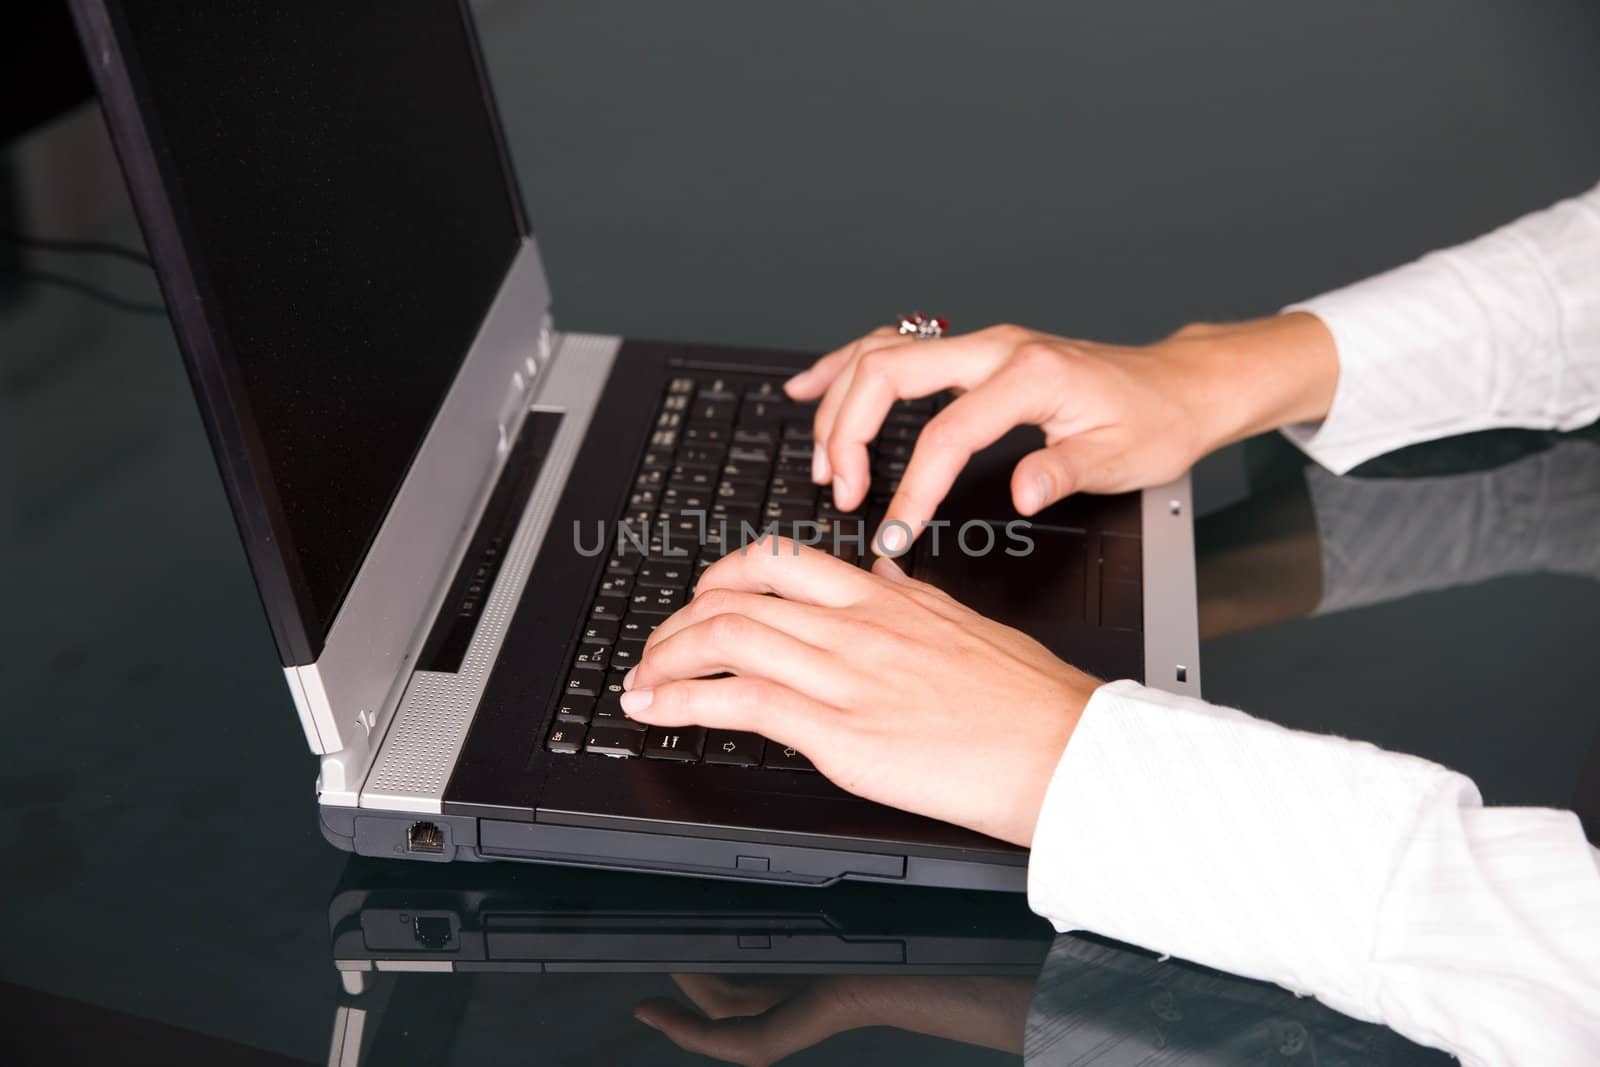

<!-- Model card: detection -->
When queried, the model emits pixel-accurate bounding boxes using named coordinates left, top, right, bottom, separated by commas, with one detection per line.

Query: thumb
left=1010, top=444, right=1082, bottom=515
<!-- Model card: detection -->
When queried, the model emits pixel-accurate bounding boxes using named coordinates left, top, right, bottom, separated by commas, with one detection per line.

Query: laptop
left=71, top=0, right=1200, bottom=891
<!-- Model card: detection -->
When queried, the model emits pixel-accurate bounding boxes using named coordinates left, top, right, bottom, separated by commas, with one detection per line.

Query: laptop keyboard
left=545, top=370, right=935, bottom=771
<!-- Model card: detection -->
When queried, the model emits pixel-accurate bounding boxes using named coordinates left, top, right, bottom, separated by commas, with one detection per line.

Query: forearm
left=1166, top=311, right=1342, bottom=455
left=1027, top=681, right=1600, bottom=1064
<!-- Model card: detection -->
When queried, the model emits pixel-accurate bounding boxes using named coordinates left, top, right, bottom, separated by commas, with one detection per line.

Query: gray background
left=3, top=1, right=1599, bottom=1062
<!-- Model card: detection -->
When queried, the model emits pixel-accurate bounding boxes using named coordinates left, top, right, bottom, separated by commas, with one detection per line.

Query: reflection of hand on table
left=1195, top=472, right=1323, bottom=640
left=634, top=973, right=1034, bottom=1065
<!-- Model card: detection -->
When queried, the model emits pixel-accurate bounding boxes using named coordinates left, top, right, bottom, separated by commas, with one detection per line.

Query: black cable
left=4, top=268, right=166, bottom=316
left=0, top=228, right=153, bottom=268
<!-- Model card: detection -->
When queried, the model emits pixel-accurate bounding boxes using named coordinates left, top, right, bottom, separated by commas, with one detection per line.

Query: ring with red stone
left=896, top=311, right=948, bottom=340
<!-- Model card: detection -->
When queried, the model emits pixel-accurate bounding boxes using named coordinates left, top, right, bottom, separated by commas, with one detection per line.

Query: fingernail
left=784, top=369, right=811, bottom=390
left=620, top=688, right=654, bottom=714
left=832, top=475, right=848, bottom=505
left=880, top=523, right=907, bottom=553
left=634, top=1010, right=662, bottom=1032
left=1022, top=473, right=1052, bottom=513
left=622, top=666, right=637, bottom=690
left=811, top=448, right=829, bottom=484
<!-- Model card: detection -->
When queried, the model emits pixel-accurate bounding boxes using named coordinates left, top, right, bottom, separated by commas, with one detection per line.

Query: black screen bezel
left=68, top=0, right=530, bottom=666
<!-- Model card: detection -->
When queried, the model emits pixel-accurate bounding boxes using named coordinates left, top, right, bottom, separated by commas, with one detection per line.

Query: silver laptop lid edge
left=355, top=332, right=622, bottom=813
left=291, top=238, right=549, bottom=776
left=1140, top=474, right=1203, bottom=698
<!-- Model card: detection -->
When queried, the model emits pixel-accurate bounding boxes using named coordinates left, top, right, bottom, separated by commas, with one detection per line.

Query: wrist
left=1016, top=678, right=1098, bottom=848
left=1165, top=312, right=1340, bottom=457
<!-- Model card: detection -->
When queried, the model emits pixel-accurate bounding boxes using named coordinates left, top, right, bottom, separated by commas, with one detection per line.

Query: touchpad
left=903, top=426, right=1140, bottom=675
left=913, top=527, right=1088, bottom=659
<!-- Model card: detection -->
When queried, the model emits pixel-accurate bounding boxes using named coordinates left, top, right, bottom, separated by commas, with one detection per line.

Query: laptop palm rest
left=913, top=427, right=1144, bottom=679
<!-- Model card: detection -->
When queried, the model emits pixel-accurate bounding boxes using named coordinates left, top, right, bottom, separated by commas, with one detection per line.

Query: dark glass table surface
left=4, top=4, right=1597, bottom=1063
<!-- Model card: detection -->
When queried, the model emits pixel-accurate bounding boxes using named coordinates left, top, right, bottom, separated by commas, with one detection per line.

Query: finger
left=784, top=326, right=898, bottom=401
left=783, top=346, right=852, bottom=402
left=634, top=995, right=842, bottom=1067
left=879, top=364, right=1056, bottom=549
left=630, top=615, right=845, bottom=704
left=1013, top=432, right=1135, bottom=509
left=643, top=588, right=837, bottom=654
left=870, top=555, right=911, bottom=583
left=1010, top=443, right=1081, bottom=514
left=698, top=537, right=877, bottom=607
left=810, top=330, right=905, bottom=484
left=620, top=675, right=835, bottom=760
left=825, top=341, right=1009, bottom=512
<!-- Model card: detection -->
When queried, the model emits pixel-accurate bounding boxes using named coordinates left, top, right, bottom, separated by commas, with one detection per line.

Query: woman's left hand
left=621, top=538, right=1098, bottom=847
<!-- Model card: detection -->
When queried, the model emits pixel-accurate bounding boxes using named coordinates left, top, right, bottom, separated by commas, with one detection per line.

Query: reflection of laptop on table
left=329, top=858, right=1053, bottom=980
left=73, top=0, right=1200, bottom=889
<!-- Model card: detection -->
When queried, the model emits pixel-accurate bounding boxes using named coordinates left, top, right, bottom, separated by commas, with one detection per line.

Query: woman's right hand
left=787, top=312, right=1339, bottom=551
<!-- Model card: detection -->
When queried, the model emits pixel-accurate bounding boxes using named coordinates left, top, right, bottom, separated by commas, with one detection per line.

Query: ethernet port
left=413, top=915, right=453, bottom=950
left=406, top=821, right=445, bottom=854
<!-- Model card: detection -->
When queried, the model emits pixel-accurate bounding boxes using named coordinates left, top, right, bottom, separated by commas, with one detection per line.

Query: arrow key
left=703, top=730, right=765, bottom=767
left=761, top=742, right=817, bottom=772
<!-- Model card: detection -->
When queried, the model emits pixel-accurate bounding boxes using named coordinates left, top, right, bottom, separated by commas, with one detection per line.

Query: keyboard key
left=696, top=379, right=737, bottom=402
left=767, top=479, right=815, bottom=504
left=717, top=481, right=763, bottom=506
left=590, top=599, right=625, bottom=621
left=703, top=730, right=765, bottom=767
left=581, top=619, right=619, bottom=645
left=586, top=726, right=646, bottom=757
left=573, top=645, right=611, bottom=671
left=563, top=670, right=599, bottom=697
left=619, top=614, right=660, bottom=640
left=680, top=444, right=726, bottom=466
left=609, top=638, right=648, bottom=670
left=762, top=742, right=817, bottom=772
left=670, top=466, right=717, bottom=490
left=661, top=486, right=714, bottom=512
left=683, top=424, right=728, bottom=445
left=644, top=726, right=706, bottom=761
left=597, top=575, right=632, bottom=599
left=555, top=696, right=594, bottom=723
left=547, top=724, right=587, bottom=753
left=593, top=692, right=647, bottom=730
left=720, top=460, right=770, bottom=485
left=629, top=588, right=685, bottom=615
left=691, top=401, right=734, bottom=423
left=636, top=562, right=692, bottom=589
left=763, top=501, right=812, bottom=524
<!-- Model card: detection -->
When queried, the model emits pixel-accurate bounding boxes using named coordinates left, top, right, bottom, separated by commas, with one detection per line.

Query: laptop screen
left=108, top=0, right=523, bottom=662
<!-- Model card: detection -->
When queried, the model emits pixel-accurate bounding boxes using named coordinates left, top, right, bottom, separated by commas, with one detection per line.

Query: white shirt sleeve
left=1281, top=181, right=1600, bottom=473
left=1026, top=680, right=1600, bottom=1065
